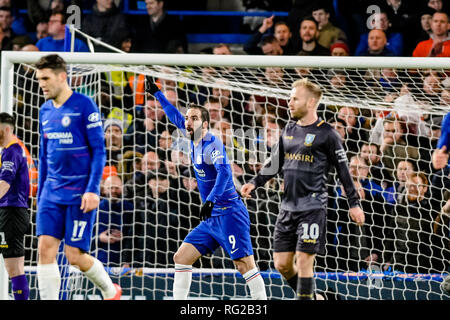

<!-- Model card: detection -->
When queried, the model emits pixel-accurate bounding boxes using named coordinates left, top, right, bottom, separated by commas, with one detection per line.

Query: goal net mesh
left=7, top=56, right=450, bottom=300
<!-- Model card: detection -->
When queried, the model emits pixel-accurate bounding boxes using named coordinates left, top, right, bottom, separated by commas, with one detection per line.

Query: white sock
left=37, top=263, right=61, bottom=300
left=173, top=264, right=192, bottom=300
left=243, top=268, right=267, bottom=300
left=83, top=258, right=116, bottom=299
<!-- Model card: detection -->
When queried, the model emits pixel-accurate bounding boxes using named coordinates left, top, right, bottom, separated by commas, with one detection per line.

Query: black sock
left=286, top=274, right=298, bottom=291
left=297, top=277, right=314, bottom=300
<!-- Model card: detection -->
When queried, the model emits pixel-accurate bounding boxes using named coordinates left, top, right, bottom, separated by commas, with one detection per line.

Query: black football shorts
left=273, top=208, right=326, bottom=255
left=0, top=207, right=29, bottom=258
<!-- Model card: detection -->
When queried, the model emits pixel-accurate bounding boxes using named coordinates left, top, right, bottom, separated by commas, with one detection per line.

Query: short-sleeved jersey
left=38, top=92, right=106, bottom=205
left=251, top=119, right=360, bottom=212
left=437, top=112, right=450, bottom=168
left=0, top=141, right=29, bottom=208
left=154, top=91, right=242, bottom=216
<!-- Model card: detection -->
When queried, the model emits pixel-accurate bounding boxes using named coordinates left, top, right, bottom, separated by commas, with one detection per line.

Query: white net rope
left=10, top=60, right=450, bottom=300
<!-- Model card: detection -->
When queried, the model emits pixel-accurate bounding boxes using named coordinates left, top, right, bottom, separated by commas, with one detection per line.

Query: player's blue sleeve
left=37, top=117, right=48, bottom=202
left=83, top=99, right=106, bottom=195
left=205, top=140, right=232, bottom=203
left=0, top=147, right=18, bottom=185
left=154, top=90, right=186, bottom=134
left=437, top=112, right=450, bottom=150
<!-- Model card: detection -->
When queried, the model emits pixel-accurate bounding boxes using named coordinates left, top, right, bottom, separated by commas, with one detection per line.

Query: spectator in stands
left=126, top=96, right=169, bottom=154
left=327, top=69, right=349, bottom=96
left=26, top=0, right=83, bottom=27
left=413, top=12, right=450, bottom=57
left=0, top=0, right=26, bottom=36
left=35, top=21, right=49, bottom=42
left=333, top=155, right=384, bottom=271
left=351, top=155, right=385, bottom=267
left=156, top=129, right=172, bottom=162
left=330, top=118, right=347, bottom=143
left=414, top=8, right=435, bottom=46
left=119, top=33, right=133, bottom=53
left=262, top=67, right=286, bottom=86
left=177, top=167, right=201, bottom=241
left=0, top=6, right=17, bottom=51
left=383, top=171, right=436, bottom=273
left=355, top=11, right=403, bottom=56
left=262, top=113, right=281, bottom=152
left=360, top=142, right=387, bottom=188
left=380, top=117, right=419, bottom=177
left=420, top=70, right=443, bottom=105
left=134, top=0, right=187, bottom=53
left=274, top=21, right=296, bottom=55
left=383, top=159, right=415, bottom=205
left=12, top=35, right=33, bottom=51
left=36, top=10, right=89, bottom=52
left=330, top=41, right=350, bottom=56
left=81, top=0, right=130, bottom=51
left=104, top=118, right=128, bottom=168
left=213, top=43, right=232, bottom=55
left=123, top=150, right=161, bottom=200
left=204, top=97, right=226, bottom=128
left=312, top=4, right=347, bottom=49
left=427, top=0, right=446, bottom=12
left=296, top=16, right=330, bottom=56
left=337, top=106, right=368, bottom=158
left=145, top=169, right=179, bottom=267
left=210, top=82, right=246, bottom=127
left=94, top=175, right=133, bottom=267
left=243, top=15, right=295, bottom=55
left=259, top=35, right=284, bottom=56
left=356, top=29, right=396, bottom=56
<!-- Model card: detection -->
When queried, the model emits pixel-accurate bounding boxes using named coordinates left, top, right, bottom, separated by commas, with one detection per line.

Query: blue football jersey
left=437, top=112, right=450, bottom=167
left=38, top=92, right=106, bottom=205
left=155, top=91, right=242, bottom=216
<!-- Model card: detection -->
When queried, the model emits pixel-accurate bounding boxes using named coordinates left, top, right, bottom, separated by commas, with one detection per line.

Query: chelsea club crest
left=304, top=133, right=315, bottom=146
left=61, top=115, right=71, bottom=127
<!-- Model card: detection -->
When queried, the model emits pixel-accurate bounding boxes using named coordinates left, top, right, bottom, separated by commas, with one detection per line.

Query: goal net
left=1, top=52, right=449, bottom=300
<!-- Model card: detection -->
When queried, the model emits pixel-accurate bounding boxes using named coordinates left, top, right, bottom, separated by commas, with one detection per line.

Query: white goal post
left=1, top=51, right=449, bottom=300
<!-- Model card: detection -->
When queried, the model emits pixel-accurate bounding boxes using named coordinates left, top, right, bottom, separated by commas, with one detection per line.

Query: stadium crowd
left=3, top=0, right=450, bottom=276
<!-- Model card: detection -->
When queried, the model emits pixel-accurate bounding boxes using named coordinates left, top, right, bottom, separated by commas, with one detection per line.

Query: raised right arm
left=146, top=78, right=186, bottom=134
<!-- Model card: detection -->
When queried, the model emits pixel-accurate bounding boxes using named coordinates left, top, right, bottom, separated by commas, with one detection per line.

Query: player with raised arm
left=146, top=79, right=267, bottom=300
left=241, top=78, right=365, bottom=300
left=0, top=113, right=30, bottom=300
left=35, top=54, right=121, bottom=300
left=432, top=112, right=449, bottom=170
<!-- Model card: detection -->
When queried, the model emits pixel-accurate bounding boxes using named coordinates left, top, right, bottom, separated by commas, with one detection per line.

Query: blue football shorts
left=36, top=199, right=96, bottom=252
left=184, top=203, right=254, bottom=260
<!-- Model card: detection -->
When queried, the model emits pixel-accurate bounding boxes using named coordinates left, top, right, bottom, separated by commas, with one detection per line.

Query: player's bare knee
left=173, top=249, right=188, bottom=265
left=64, top=246, right=83, bottom=266
left=274, top=260, right=292, bottom=277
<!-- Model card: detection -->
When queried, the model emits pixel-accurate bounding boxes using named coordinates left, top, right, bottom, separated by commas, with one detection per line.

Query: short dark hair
left=187, top=104, right=210, bottom=126
left=300, top=15, right=318, bottom=29
left=0, top=113, right=15, bottom=130
left=261, top=34, right=278, bottom=46
left=35, top=54, right=67, bottom=73
left=50, top=10, right=67, bottom=24
left=0, top=6, right=12, bottom=13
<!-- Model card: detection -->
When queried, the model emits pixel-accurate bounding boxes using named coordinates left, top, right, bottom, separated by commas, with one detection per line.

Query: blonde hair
left=292, top=78, right=323, bottom=101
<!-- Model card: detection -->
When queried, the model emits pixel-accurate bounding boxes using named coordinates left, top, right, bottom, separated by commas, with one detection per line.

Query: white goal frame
left=1, top=51, right=449, bottom=300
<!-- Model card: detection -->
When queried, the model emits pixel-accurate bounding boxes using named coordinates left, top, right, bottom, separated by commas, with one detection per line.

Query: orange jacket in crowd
left=412, top=38, right=450, bottom=57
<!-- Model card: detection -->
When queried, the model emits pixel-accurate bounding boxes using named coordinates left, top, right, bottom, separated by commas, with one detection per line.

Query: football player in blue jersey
left=146, top=79, right=267, bottom=300
left=35, top=54, right=121, bottom=300
left=432, top=112, right=449, bottom=170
